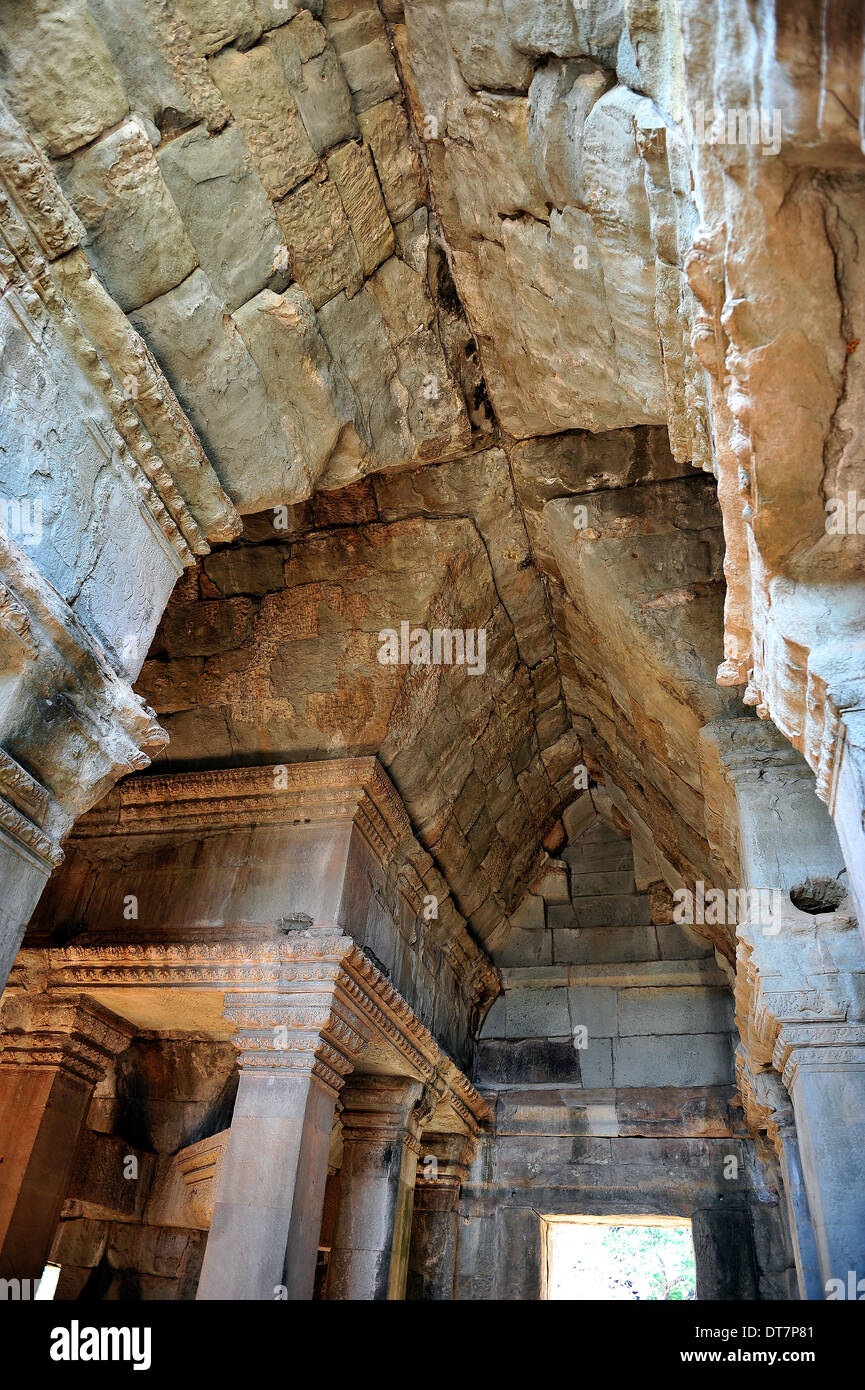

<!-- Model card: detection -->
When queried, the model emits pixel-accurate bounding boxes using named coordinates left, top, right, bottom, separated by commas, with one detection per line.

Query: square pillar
left=325, top=1076, right=425, bottom=1301
left=197, top=988, right=369, bottom=1302
left=782, top=1035, right=865, bottom=1295
left=407, top=1133, right=473, bottom=1301
left=0, top=994, right=134, bottom=1280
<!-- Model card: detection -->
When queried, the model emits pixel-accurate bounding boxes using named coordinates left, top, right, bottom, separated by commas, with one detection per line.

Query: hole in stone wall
left=789, top=876, right=844, bottom=915
left=543, top=1215, right=696, bottom=1301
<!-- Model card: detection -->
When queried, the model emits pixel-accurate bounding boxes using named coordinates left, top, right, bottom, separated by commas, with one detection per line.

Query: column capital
left=415, top=1132, right=476, bottom=1190
left=339, top=1075, right=427, bottom=1154
left=223, top=988, right=370, bottom=1097
left=775, top=1022, right=865, bottom=1090
left=0, top=993, right=134, bottom=1086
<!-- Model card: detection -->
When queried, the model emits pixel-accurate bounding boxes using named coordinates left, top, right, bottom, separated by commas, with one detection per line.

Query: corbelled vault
left=0, top=0, right=863, bottom=1307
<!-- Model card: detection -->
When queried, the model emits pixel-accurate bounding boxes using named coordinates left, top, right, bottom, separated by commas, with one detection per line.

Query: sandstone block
left=490, top=926, right=552, bottom=969
left=130, top=269, right=303, bottom=511
left=157, top=123, right=289, bottom=312
left=503, top=985, right=571, bottom=1039
left=172, top=0, right=264, bottom=57
left=0, top=0, right=128, bottom=157
left=553, top=925, right=658, bottom=965
left=358, top=99, right=425, bottom=222
left=657, top=922, right=714, bottom=960
left=445, top=0, right=534, bottom=92
left=475, top=1038, right=581, bottom=1086
left=570, top=869, right=635, bottom=897
left=574, top=893, right=653, bottom=929
left=208, top=34, right=318, bottom=199
left=275, top=175, right=364, bottom=308
left=87, top=0, right=230, bottom=134
left=577, top=1038, right=614, bottom=1088
left=50, top=1218, right=109, bottom=1269
left=325, top=0, right=400, bottom=112
left=530, top=860, right=570, bottom=903
left=613, top=1034, right=734, bottom=1088
left=56, top=120, right=198, bottom=312
left=618, top=986, right=733, bottom=1038
left=508, top=892, right=546, bottom=932
left=292, top=47, right=359, bottom=153
left=233, top=286, right=366, bottom=493
left=327, top=140, right=395, bottom=277
left=567, top=985, right=617, bottom=1038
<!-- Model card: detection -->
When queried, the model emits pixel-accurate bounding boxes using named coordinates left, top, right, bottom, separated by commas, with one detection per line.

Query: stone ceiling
left=1, top=0, right=863, bottom=958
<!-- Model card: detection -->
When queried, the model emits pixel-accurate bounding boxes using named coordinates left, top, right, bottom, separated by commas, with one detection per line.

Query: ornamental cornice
left=15, top=930, right=491, bottom=1131
left=70, top=758, right=413, bottom=865
left=0, top=791, right=63, bottom=869
left=0, top=97, right=240, bottom=555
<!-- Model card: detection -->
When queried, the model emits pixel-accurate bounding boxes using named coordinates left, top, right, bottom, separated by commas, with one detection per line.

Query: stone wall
left=460, top=804, right=796, bottom=1300
left=49, top=1037, right=234, bottom=1300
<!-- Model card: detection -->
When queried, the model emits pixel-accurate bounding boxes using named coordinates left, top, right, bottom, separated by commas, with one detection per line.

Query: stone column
left=776, top=1120, right=823, bottom=1301
left=0, top=994, right=134, bottom=1280
left=406, top=1133, right=473, bottom=1301
left=196, top=988, right=368, bottom=1302
left=779, top=1027, right=865, bottom=1295
left=325, top=1075, right=425, bottom=1301
left=754, top=1071, right=823, bottom=1301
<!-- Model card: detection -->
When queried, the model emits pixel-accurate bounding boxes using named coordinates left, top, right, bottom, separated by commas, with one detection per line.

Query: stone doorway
left=542, top=1214, right=696, bottom=1301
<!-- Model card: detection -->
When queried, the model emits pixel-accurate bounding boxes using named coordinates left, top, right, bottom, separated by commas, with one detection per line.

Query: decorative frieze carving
left=11, top=928, right=491, bottom=1132
left=0, top=746, right=50, bottom=825
left=0, top=794, right=62, bottom=870
left=70, top=758, right=413, bottom=858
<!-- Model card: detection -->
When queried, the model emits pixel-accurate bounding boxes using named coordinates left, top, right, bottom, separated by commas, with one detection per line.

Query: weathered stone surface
left=444, top=0, right=534, bottom=92
left=358, top=99, right=425, bottom=222
left=0, top=0, right=128, bottom=157
left=327, top=140, right=395, bottom=277
left=156, top=123, right=290, bottom=312
left=208, top=30, right=318, bottom=199
left=275, top=173, right=364, bottom=308
left=172, top=0, right=264, bottom=57
left=233, top=286, right=365, bottom=493
left=325, top=0, right=401, bottom=112
left=130, top=269, right=304, bottom=510
left=86, top=0, right=231, bottom=135
left=55, top=120, right=199, bottom=313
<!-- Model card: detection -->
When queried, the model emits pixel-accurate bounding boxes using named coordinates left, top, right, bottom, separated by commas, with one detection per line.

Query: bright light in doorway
left=544, top=1216, right=696, bottom=1300
left=35, top=1263, right=60, bottom=1300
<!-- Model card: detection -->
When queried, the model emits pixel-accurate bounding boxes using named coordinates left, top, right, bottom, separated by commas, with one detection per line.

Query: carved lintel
left=71, top=759, right=413, bottom=863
